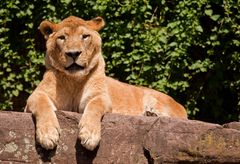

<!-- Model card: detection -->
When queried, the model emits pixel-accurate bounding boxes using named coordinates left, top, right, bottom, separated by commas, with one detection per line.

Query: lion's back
left=106, top=76, right=187, bottom=119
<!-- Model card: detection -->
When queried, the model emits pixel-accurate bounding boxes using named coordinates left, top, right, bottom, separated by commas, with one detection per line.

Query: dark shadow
left=143, top=147, right=154, bottom=164
left=35, top=144, right=57, bottom=162
left=75, top=139, right=99, bottom=164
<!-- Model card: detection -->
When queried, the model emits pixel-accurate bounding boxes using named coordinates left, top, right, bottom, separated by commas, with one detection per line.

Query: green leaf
left=12, top=90, right=19, bottom=97
left=169, top=42, right=177, bottom=47
left=205, top=9, right=213, bottom=16
left=159, top=36, right=167, bottom=44
left=16, top=84, right=23, bottom=91
left=210, top=34, right=217, bottom=40
left=195, top=25, right=203, bottom=32
left=210, top=15, right=220, bottom=21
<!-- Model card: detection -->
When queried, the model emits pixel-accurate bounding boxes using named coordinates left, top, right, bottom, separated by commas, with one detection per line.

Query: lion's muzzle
left=65, top=63, right=85, bottom=72
left=65, top=50, right=86, bottom=72
left=65, top=50, right=82, bottom=60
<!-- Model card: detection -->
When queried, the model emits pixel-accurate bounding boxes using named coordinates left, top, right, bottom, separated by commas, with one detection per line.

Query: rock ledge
left=0, top=111, right=239, bottom=163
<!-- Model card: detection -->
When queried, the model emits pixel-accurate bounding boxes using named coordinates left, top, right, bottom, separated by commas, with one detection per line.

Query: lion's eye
left=58, top=35, right=66, bottom=40
left=82, top=34, right=90, bottom=40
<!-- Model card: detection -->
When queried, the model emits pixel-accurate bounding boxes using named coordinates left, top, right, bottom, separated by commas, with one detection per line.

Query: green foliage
left=0, top=0, right=239, bottom=123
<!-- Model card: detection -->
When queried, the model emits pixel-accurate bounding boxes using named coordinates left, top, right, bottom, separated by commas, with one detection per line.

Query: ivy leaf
left=205, top=9, right=213, bottom=16
left=196, top=25, right=203, bottom=32
left=12, top=90, right=19, bottom=97
left=210, top=15, right=220, bottom=21
left=159, top=36, right=167, bottom=44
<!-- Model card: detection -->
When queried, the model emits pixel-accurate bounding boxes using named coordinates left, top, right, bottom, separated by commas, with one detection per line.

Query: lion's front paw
left=78, top=120, right=101, bottom=151
left=36, top=122, right=61, bottom=150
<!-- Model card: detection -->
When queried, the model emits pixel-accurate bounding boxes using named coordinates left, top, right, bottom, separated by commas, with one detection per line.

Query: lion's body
left=33, top=71, right=187, bottom=117
left=25, top=16, right=187, bottom=151
left=108, top=77, right=187, bottom=117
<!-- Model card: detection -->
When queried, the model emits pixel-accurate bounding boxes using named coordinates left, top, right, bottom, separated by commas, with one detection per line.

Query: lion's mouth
left=65, top=63, right=85, bottom=72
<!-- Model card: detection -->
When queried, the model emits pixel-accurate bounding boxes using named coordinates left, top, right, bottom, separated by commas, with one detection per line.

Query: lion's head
left=39, top=16, right=105, bottom=76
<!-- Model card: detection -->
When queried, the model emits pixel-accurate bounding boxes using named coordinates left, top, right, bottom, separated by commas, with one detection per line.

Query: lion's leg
left=25, top=92, right=60, bottom=150
left=78, top=95, right=111, bottom=150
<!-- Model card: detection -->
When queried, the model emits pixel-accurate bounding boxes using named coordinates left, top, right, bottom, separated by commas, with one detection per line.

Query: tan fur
left=25, top=16, right=187, bottom=151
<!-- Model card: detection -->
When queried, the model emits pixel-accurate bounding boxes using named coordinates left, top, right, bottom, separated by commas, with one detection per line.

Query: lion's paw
left=36, top=122, right=61, bottom=150
left=78, top=120, right=101, bottom=151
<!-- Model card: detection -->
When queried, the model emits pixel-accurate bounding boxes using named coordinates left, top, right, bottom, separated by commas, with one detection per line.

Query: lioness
left=25, top=16, right=187, bottom=151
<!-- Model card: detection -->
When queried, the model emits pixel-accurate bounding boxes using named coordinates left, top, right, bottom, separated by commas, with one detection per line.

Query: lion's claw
left=78, top=121, right=101, bottom=151
left=36, top=123, right=61, bottom=150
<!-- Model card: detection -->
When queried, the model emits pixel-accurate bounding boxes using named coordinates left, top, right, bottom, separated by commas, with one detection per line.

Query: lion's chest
left=54, top=90, right=84, bottom=113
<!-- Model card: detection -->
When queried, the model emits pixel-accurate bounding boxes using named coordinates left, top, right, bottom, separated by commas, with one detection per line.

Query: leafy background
left=0, top=0, right=239, bottom=124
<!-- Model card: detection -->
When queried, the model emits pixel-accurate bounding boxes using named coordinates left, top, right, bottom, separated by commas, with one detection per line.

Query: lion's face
left=39, top=16, right=105, bottom=76
left=46, top=25, right=102, bottom=76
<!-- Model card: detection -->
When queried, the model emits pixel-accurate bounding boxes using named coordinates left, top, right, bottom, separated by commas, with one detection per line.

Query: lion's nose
left=65, top=51, right=81, bottom=60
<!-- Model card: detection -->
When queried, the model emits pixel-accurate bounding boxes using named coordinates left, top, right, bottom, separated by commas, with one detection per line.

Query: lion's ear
left=39, top=20, right=56, bottom=39
left=87, top=17, right=105, bottom=31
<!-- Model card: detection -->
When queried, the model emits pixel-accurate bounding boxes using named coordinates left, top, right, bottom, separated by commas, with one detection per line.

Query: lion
left=25, top=16, right=187, bottom=151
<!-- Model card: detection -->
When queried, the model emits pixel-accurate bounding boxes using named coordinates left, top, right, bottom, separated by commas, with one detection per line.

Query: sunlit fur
left=25, top=16, right=187, bottom=151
